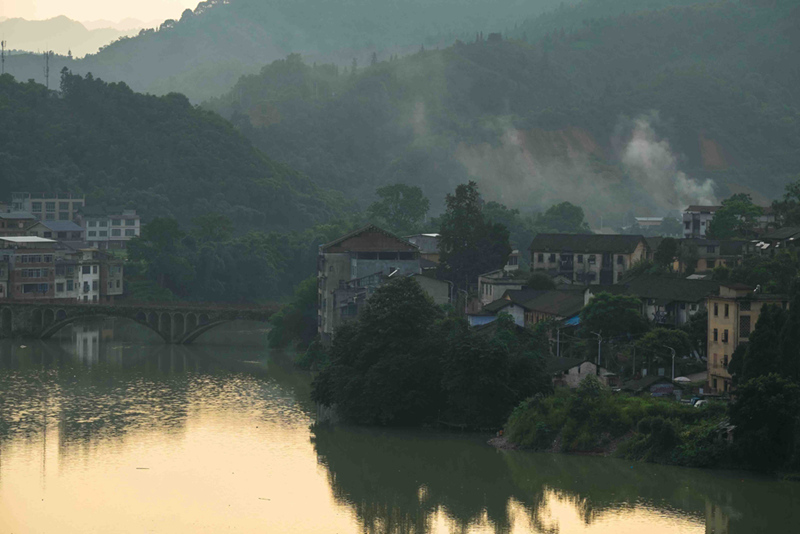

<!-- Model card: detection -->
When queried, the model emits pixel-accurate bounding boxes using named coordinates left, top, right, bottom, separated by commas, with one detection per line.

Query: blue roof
left=564, top=315, right=581, bottom=326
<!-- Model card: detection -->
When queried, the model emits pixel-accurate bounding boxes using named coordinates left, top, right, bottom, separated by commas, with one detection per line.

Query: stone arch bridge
left=0, top=301, right=279, bottom=344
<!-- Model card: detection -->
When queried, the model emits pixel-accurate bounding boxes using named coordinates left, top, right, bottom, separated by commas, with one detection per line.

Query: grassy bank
left=504, top=377, right=732, bottom=468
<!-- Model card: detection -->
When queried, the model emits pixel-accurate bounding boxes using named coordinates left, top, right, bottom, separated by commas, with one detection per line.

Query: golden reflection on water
left=0, top=321, right=797, bottom=533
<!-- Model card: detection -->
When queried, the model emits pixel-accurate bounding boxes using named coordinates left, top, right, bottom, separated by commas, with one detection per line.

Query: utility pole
left=632, top=344, right=636, bottom=378
left=556, top=327, right=561, bottom=358
left=44, top=50, right=52, bottom=89
left=1, top=41, right=6, bottom=75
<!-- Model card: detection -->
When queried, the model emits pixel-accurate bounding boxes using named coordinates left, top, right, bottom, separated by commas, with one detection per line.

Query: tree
left=580, top=293, right=649, bottom=344
left=778, top=293, right=800, bottom=383
left=707, top=193, right=763, bottom=239
left=653, top=238, right=678, bottom=270
left=678, top=241, right=699, bottom=276
left=729, top=374, right=800, bottom=471
left=192, top=213, right=234, bottom=242
left=128, top=217, right=195, bottom=293
left=536, top=202, right=591, bottom=233
left=634, top=328, right=693, bottom=373
left=527, top=272, right=556, bottom=290
left=312, top=277, right=444, bottom=425
left=681, top=309, right=708, bottom=357
left=267, top=276, right=319, bottom=349
left=657, top=217, right=683, bottom=237
left=366, top=184, right=429, bottom=235
left=771, top=176, right=800, bottom=228
left=728, top=304, right=788, bottom=384
left=437, top=182, right=512, bottom=290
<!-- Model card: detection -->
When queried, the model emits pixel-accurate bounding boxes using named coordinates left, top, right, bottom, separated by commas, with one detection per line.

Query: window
left=93, top=265, right=98, bottom=274
left=88, top=221, right=97, bottom=227
left=56, top=283, right=64, bottom=292
left=537, top=253, right=544, bottom=263
left=548, top=254, right=556, bottom=263
left=714, top=303, right=718, bottom=316
left=707, top=260, right=715, bottom=269
left=66, top=280, right=74, bottom=291
left=713, top=328, right=718, bottom=341
left=723, top=354, right=728, bottom=367
left=125, top=219, right=135, bottom=226
left=684, top=221, right=691, bottom=229
left=99, top=231, right=108, bottom=237
left=92, top=295, right=98, bottom=302
left=45, top=202, right=55, bottom=212
left=740, top=301, right=751, bottom=311
left=82, top=266, right=91, bottom=274
left=116, top=280, right=121, bottom=288
left=616, top=255, right=624, bottom=265
left=92, top=280, right=98, bottom=291
left=59, top=212, right=69, bottom=220
left=707, top=245, right=716, bottom=253
left=724, top=304, right=729, bottom=318
left=111, top=229, right=121, bottom=237
left=740, top=315, right=751, bottom=338
left=43, top=232, right=52, bottom=238
left=59, top=202, right=69, bottom=211
left=88, top=231, right=97, bottom=237
left=588, top=255, right=596, bottom=264
left=125, top=229, right=135, bottom=236
left=577, top=254, right=583, bottom=263
left=722, top=329, right=729, bottom=343
left=713, top=378, right=718, bottom=389
left=112, top=219, right=121, bottom=226
left=99, top=220, right=108, bottom=227
left=31, top=202, right=42, bottom=211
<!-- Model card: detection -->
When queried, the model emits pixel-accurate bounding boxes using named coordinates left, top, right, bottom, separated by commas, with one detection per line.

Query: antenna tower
left=1, top=41, right=6, bottom=75
left=44, top=50, right=52, bottom=89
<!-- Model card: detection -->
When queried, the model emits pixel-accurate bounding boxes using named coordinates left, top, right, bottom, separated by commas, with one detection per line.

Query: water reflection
left=1, top=319, right=798, bottom=533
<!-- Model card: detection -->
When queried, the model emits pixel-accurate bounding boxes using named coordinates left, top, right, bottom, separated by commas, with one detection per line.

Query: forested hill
left=1, top=0, right=574, bottom=102
left=205, top=0, right=800, bottom=220
left=0, top=72, right=347, bottom=231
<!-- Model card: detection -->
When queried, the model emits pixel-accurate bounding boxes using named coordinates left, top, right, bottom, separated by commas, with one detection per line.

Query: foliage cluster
left=311, top=278, right=551, bottom=429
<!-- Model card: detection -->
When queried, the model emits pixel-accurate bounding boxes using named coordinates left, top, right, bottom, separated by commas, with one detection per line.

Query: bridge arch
left=32, top=308, right=43, bottom=328
left=56, top=309, right=67, bottom=321
left=43, top=309, right=55, bottom=327
left=40, top=314, right=169, bottom=342
left=174, top=313, right=185, bottom=339
left=160, top=313, right=173, bottom=341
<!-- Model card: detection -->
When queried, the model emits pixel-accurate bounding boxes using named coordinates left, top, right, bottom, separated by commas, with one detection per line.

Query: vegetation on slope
left=0, top=72, right=347, bottom=232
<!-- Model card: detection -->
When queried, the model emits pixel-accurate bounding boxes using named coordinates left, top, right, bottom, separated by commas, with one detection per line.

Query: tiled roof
left=320, top=224, right=418, bottom=252
left=545, top=357, right=585, bottom=375
left=530, top=233, right=646, bottom=254
left=684, top=205, right=721, bottom=213
left=614, top=275, right=720, bottom=303
left=36, top=220, right=84, bottom=232
left=621, top=375, right=672, bottom=392
left=0, top=211, right=35, bottom=219
left=522, top=290, right=585, bottom=317
left=761, top=227, right=800, bottom=240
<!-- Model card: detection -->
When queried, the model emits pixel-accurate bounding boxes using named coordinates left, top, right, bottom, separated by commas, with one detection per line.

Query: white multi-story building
left=82, top=210, right=141, bottom=249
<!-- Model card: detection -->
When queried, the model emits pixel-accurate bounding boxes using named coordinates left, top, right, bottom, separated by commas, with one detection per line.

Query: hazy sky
left=0, top=0, right=197, bottom=23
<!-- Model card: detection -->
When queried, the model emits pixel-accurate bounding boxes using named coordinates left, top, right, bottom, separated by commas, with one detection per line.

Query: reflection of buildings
left=705, top=502, right=730, bottom=534
left=73, top=324, right=100, bottom=366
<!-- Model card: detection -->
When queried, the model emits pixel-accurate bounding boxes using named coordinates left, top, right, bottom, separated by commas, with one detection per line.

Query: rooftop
left=613, top=275, right=721, bottom=303
left=320, top=224, right=418, bottom=253
left=0, top=211, right=36, bottom=220
left=530, top=233, right=646, bottom=254
left=0, top=236, right=57, bottom=244
left=34, top=220, right=84, bottom=232
left=761, top=227, right=800, bottom=241
left=621, top=375, right=673, bottom=392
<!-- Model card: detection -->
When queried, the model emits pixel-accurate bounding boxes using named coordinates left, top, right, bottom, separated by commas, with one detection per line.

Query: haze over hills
left=1, top=0, right=579, bottom=102
left=0, top=16, right=138, bottom=57
left=205, top=0, right=800, bottom=222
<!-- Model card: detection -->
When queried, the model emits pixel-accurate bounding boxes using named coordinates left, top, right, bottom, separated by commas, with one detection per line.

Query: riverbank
left=499, top=383, right=734, bottom=469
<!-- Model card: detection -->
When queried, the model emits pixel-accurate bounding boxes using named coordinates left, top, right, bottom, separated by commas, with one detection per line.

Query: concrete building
left=317, top=225, right=423, bottom=341
left=405, top=234, right=440, bottom=264
left=477, top=268, right=528, bottom=306
left=676, top=239, right=746, bottom=273
left=749, top=226, right=800, bottom=256
left=586, top=275, right=720, bottom=327
left=475, top=288, right=584, bottom=328
left=683, top=204, right=775, bottom=239
left=0, top=212, right=36, bottom=237
left=26, top=220, right=86, bottom=242
left=11, top=192, right=85, bottom=221
left=546, top=357, right=618, bottom=388
left=530, top=234, right=649, bottom=285
left=706, top=283, right=790, bottom=394
left=0, top=236, right=58, bottom=301
left=81, top=209, right=142, bottom=249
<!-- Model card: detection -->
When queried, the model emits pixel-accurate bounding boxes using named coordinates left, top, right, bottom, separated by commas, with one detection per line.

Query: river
left=0, top=319, right=797, bottom=533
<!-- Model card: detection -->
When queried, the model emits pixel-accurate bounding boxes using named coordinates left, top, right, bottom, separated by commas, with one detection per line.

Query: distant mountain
left=204, top=0, right=800, bottom=221
left=0, top=72, right=348, bottom=231
left=82, top=18, right=158, bottom=32
left=0, top=16, right=136, bottom=57
left=1, top=0, right=577, bottom=102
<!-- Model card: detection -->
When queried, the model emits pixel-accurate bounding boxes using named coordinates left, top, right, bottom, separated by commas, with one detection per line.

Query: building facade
left=530, top=234, right=649, bottom=285
left=706, top=284, right=790, bottom=394
left=11, top=192, right=85, bottom=222
left=0, top=212, right=36, bottom=237
left=26, top=220, right=86, bottom=242
left=317, top=225, right=422, bottom=341
left=81, top=209, right=142, bottom=249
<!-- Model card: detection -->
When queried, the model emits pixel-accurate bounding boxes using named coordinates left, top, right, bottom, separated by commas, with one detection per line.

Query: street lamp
left=591, top=331, right=602, bottom=374
left=666, top=346, right=676, bottom=380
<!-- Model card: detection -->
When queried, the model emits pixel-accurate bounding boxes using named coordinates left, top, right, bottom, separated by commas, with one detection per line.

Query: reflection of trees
left=313, top=425, right=800, bottom=534
left=312, top=425, right=543, bottom=533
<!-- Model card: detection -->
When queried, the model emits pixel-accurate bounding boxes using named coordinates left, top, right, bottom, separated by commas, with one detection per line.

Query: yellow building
left=706, top=283, right=789, bottom=393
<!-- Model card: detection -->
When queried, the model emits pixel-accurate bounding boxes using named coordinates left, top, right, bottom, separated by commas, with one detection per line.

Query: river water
left=0, top=319, right=797, bottom=533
